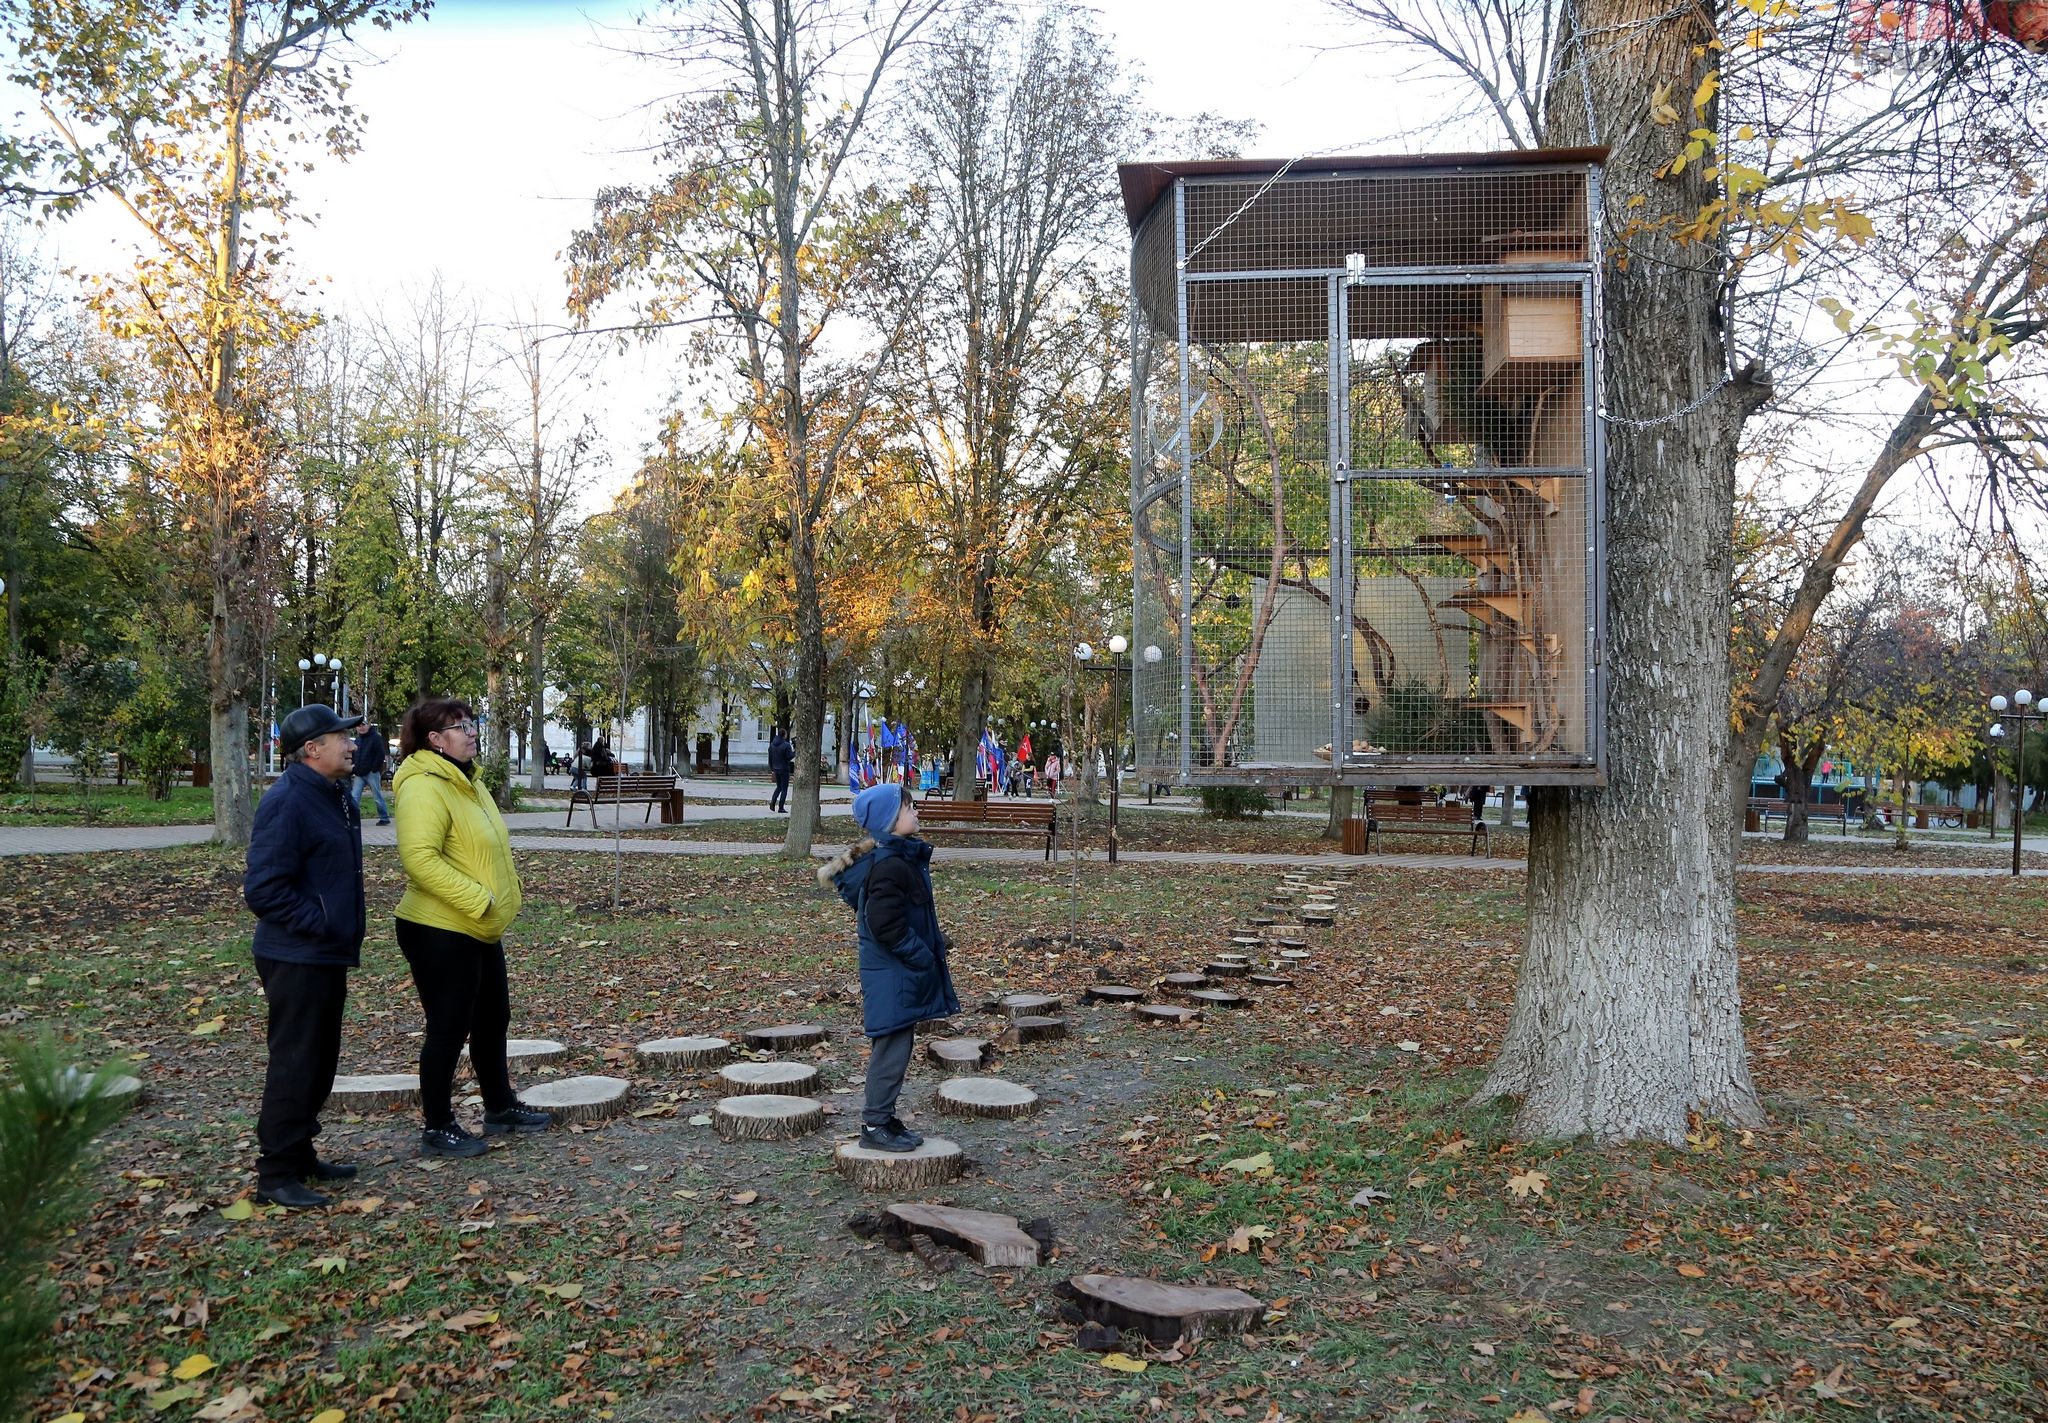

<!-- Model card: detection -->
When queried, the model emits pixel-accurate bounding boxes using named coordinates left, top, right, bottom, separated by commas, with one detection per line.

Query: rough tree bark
left=1478, top=2, right=1767, bottom=1143
left=1322, top=784, right=1353, bottom=840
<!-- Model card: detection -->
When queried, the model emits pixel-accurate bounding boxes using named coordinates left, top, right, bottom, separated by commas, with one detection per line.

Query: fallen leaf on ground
left=218, top=1198, right=254, bottom=1221
left=1506, top=1169, right=1549, bottom=1200
left=190, top=1018, right=224, bottom=1036
left=1098, top=1352, right=1147, bottom=1373
left=171, top=1353, right=215, bottom=1381
left=1676, top=1262, right=1708, bottom=1279
left=1351, top=1186, right=1391, bottom=1206
left=730, top=1190, right=758, bottom=1204
left=195, top=1386, right=259, bottom=1420
left=1223, top=1151, right=1273, bottom=1176
left=443, top=1308, right=499, bottom=1333
left=309, top=1411, right=347, bottom=1423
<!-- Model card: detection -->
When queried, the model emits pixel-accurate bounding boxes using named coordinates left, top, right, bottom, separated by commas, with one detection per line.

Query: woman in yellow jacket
left=392, top=698, right=551, bottom=1158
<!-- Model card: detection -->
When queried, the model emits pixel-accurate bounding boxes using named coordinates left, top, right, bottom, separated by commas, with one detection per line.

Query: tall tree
left=568, top=0, right=946, bottom=854
left=9, top=0, right=427, bottom=843
left=892, top=8, right=1133, bottom=799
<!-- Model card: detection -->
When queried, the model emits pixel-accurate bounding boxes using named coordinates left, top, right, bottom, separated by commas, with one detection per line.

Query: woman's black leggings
left=395, top=918, right=515, bottom=1127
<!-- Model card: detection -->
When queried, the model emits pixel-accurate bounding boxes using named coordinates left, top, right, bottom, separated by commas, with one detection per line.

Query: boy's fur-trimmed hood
left=816, top=836, right=876, bottom=888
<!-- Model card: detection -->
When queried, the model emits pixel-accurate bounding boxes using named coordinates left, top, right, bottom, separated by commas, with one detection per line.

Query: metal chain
left=1599, top=375, right=1734, bottom=428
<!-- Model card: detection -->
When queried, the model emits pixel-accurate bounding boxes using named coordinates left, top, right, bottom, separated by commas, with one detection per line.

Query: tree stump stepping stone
left=1134, top=1003, right=1201, bottom=1025
left=936, top=1077, right=1039, bottom=1119
left=1159, top=972, right=1210, bottom=992
left=1065, top=1273, right=1267, bottom=1345
left=719, top=1060, right=820, bottom=1095
left=1202, top=961, right=1251, bottom=978
left=1278, top=949, right=1313, bottom=961
left=1266, top=925, right=1305, bottom=938
left=835, top=1135, right=965, bottom=1190
left=1302, top=911, right=1335, bottom=926
left=915, top=1017, right=959, bottom=1037
left=520, top=1074, right=631, bottom=1125
left=1012, top=1015, right=1068, bottom=1044
left=634, top=1036, right=732, bottom=1070
left=328, top=1073, right=420, bottom=1111
left=925, top=1038, right=997, bottom=1073
left=1275, top=936, right=1308, bottom=949
left=1248, top=974, right=1294, bottom=988
left=1185, top=989, right=1250, bottom=1010
left=883, top=1203, right=1044, bottom=1267
left=985, top=992, right=1062, bottom=1019
left=52, top=1067, right=144, bottom=1109
left=1083, top=984, right=1145, bottom=1005
left=1247, top=916, right=1275, bottom=927
left=1229, top=934, right=1263, bottom=948
left=743, top=1024, right=829, bottom=1051
left=715, top=1093, right=824, bottom=1141
left=464, top=1038, right=565, bottom=1071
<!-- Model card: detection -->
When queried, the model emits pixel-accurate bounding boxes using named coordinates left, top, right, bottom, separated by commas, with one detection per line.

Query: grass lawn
left=0, top=783, right=231, bottom=827
left=2, top=847, right=2043, bottom=1421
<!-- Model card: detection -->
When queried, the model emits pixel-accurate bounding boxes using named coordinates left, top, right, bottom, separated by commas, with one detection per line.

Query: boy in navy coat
left=818, top=782, right=959, bottom=1152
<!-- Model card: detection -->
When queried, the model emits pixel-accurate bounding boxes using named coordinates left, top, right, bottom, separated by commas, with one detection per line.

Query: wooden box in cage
left=1123, top=148, right=1607, bottom=788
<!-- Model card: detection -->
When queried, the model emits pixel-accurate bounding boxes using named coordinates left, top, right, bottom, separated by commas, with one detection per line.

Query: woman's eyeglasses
left=439, top=720, right=479, bottom=736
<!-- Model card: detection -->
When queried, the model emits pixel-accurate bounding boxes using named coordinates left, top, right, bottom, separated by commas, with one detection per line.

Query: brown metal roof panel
left=1117, top=147, right=1609, bottom=230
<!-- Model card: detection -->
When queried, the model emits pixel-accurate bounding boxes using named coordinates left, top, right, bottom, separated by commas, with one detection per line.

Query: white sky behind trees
left=41, top=0, right=1434, bottom=500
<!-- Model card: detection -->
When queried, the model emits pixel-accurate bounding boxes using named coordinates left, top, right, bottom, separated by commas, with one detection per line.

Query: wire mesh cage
left=1125, top=150, right=1607, bottom=788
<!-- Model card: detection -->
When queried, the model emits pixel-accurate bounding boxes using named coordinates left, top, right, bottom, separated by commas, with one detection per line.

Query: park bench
left=916, top=797, right=1056, bottom=859
left=1363, top=800, right=1488, bottom=856
left=1747, top=797, right=1850, bottom=833
left=567, top=773, right=685, bottom=829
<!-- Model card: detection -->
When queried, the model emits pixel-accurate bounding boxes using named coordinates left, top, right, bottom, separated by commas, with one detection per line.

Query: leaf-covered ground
left=2, top=847, right=2043, bottom=1422
left=0, top=784, right=224, bottom=827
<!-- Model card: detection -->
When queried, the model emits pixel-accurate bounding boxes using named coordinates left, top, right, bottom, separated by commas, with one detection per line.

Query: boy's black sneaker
left=482, top=1102, right=553, bottom=1135
left=859, top=1119, right=923, bottom=1153
left=421, top=1123, right=489, bottom=1158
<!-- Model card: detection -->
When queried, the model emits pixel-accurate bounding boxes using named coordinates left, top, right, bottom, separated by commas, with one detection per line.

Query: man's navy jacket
left=243, top=761, right=366, bottom=967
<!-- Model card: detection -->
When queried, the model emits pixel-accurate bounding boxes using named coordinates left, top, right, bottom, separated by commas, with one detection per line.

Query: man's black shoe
left=421, top=1123, right=489, bottom=1158
left=482, top=1102, right=553, bottom=1135
left=306, top=1159, right=357, bottom=1181
left=255, top=1181, right=330, bottom=1209
left=859, top=1120, right=923, bottom=1153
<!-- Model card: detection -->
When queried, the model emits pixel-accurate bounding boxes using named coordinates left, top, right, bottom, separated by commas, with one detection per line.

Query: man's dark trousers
left=255, top=957, right=349, bottom=1188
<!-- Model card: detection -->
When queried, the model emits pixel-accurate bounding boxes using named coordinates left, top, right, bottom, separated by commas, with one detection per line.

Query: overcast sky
left=42, top=0, right=1451, bottom=499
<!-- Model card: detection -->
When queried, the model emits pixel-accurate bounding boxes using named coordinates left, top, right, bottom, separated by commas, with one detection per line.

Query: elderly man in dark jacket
left=243, top=704, right=366, bottom=1208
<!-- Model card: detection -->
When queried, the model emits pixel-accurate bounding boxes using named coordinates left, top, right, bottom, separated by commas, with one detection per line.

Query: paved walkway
left=1, top=818, right=2042, bottom=878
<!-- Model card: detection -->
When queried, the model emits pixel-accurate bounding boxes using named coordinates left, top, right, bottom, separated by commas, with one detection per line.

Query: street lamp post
left=1989, top=689, right=2041, bottom=877
left=297, top=653, right=345, bottom=716
left=1076, top=636, right=1133, bottom=864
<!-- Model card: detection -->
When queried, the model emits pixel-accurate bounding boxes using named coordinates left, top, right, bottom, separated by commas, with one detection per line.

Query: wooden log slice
left=936, top=1077, right=1040, bottom=1119
left=1279, top=949, right=1313, bottom=961
left=634, top=1036, right=732, bottom=1070
left=1247, top=974, right=1294, bottom=988
left=1229, top=935, right=1264, bottom=948
left=835, top=1135, right=965, bottom=1190
left=1258, top=902, right=1292, bottom=915
left=718, top=1060, right=820, bottom=1095
left=1083, top=984, right=1145, bottom=1005
left=1202, top=961, right=1251, bottom=978
left=53, top=1067, right=145, bottom=1109
left=1184, top=989, right=1250, bottom=1010
left=463, top=1038, right=566, bottom=1071
left=327, top=1073, right=420, bottom=1111
left=1247, top=916, right=1275, bottom=927
left=1159, top=972, right=1210, bottom=991
left=715, top=1093, right=824, bottom=1142
left=986, top=992, right=1063, bottom=1018
left=1012, top=1015, right=1068, bottom=1044
left=1134, top=1003, right=1201, bottom=1026
left=742, top=1024, right=829, bottom=1051
left=520, top=1074, right=631, bottom=1125
left=1302, top=911, right=1335, bottom=926
left=1213, top=951, right=1249, bottom=962
left=925, top=1038, right=997, bottom=1074
left=1276, top=937, right=1308, bottom=950
left=1266, top=925, right=1306, bottom=939
left=1066, top=1273, right=1267, bottom=1346
left=884, top=1203, right=1042, bottom=1268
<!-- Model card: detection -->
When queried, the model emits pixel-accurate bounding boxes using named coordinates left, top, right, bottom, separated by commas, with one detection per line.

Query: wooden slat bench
left=917, top=798, right=1057, bottom=860
left=1364, top=801, right=1488, bottom=856
left=568, top=773, right=685, bottom=829
left=1747, top=798, right=1850, bottom=832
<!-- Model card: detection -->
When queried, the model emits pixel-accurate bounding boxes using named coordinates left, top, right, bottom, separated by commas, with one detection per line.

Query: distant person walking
left=1043, top=751, right=1062, bottom=799
left=242, top=703, right=366, bottom=1209
left=392, top=698, right=552, bottom=1159
left=589, top=737, right=618, bottom=778
left=767, top=727, right=794, bottom=813
left=351, top=721, right=390, bottom=825
left=571, top=742, right=591, bottom=793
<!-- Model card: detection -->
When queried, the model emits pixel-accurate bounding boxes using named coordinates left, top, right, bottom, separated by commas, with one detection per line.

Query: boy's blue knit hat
left=852, top=782, right=907, bottom=837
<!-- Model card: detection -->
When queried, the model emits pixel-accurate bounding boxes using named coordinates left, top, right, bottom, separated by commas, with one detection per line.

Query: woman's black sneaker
left=421, top=1123, right=489, bottom=1158
left=859, top=1119, right=923, bottom=1153
left=482, top=1102, right=553, bottom=1135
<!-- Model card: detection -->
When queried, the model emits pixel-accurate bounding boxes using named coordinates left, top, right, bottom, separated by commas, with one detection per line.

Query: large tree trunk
left=783, top=535, right=827, bottom=856
left=1779, top=732, right=1815, bottom=845
left=208, top=573, right=255, bottom=846
left=527, top=616, right=548, bottom=793
left=1323, top=784, right=1353, bottom=840
left=1478, top=2, right=1765, bottom=1143
left=953, top=658, right=993, bottom=803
